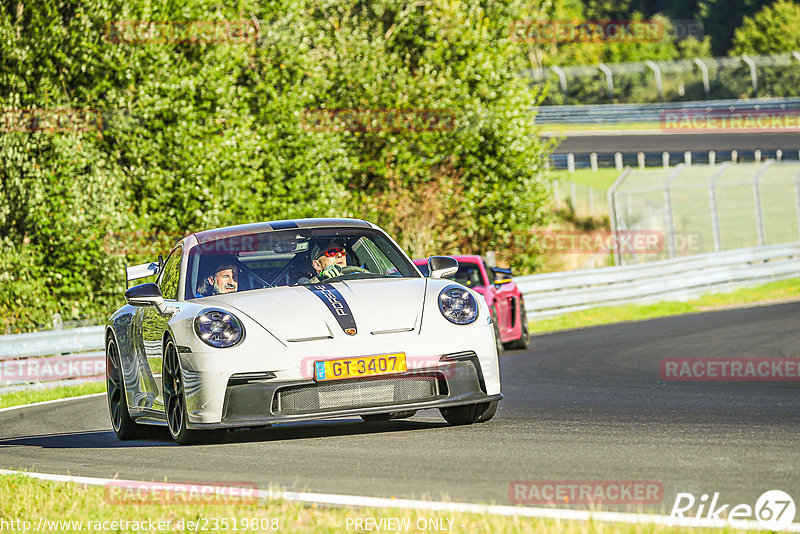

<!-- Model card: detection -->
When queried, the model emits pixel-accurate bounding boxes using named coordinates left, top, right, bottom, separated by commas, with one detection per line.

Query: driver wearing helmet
left=306, top=241, right=368, bottom=283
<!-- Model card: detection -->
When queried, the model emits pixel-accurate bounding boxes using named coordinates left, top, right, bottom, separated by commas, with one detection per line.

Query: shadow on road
left=222, top=418, right=450, bottom=444
left=0, top=419, right=452, bottom=448
left=0, top=428, right=173, bottom=449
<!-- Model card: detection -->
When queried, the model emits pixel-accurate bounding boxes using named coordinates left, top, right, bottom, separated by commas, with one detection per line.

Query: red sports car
left=414, top=255, right=530, bottom=351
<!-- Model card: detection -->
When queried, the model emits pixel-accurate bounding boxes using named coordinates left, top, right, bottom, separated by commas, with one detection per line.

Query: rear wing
left=490, top=266, right=513, bottom=285
left=125, top=261, right=160, bottom=289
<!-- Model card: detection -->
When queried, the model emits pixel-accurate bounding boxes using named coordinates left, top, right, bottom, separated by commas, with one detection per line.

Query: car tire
left=490, top=306, right=503, bottom=353
left=361, top=410, right=416, bottom=422
left=163, top=339, right=224, bottom=445
left=474, top=400, right=498, bottom=423
left=107, top=337, right=147, bottom=440
left=440, top=401, right=497, bottom=425
left=504, top=299, right=530, bottom=350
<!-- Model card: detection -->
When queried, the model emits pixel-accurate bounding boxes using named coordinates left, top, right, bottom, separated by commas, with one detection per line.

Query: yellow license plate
left=314, top=353, right=407, bottom=382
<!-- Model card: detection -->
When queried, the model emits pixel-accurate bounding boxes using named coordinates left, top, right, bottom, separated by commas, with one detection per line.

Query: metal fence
left=552, top=180, right=606, bottom=219
left=527, top=52, right=800, bottom=104
left=608, top=161, right=800, bottom=265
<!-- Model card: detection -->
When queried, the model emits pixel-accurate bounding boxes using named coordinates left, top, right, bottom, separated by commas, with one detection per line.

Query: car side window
left=159, top=246, right=183, bottom=300
left=449, top=263, right=482, bottom=288
left=352, top=237, right=400, bottom=275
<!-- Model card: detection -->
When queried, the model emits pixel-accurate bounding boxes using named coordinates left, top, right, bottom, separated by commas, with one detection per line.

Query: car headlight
left=438, top=285, right=479, bottom=325
left=194, top=308, right=244, bottom=348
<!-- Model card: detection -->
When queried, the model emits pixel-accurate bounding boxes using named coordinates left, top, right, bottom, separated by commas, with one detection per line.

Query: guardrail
left=535, top=97, right=800, bottom=124
left=0, top=326, right=105, bottom=390
left=516, top=242, right=800, bottom=320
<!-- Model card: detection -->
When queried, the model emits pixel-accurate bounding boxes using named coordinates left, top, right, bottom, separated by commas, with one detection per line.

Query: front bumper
left=187, top=360, right=500, bottom=429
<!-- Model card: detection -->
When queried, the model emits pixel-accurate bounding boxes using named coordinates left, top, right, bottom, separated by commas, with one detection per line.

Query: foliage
left=677, top=35, right=712, bottom=58
left=0, top=0, right=553, bottom=332
left=585, top=0, right=774, bottom=57
left=512, top=0, right=800, bottom=104
left=732, top=0, right=800, bottom=54
left=697, top=0, right=774, bottom=55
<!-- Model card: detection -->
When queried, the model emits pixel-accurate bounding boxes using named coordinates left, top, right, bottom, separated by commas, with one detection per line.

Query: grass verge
left=0, top=473, right=754, bottom=533
left=0, top=382, right=105, bottom=410
left=531, top=277, right=800, bottom=334
left=551, top=168, right=621, bottom=191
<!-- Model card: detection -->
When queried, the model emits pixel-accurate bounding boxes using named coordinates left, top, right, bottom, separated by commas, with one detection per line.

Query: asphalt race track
left=551, top=131, right=800, bottom=153
left=1, top=302, right=798, bottom=515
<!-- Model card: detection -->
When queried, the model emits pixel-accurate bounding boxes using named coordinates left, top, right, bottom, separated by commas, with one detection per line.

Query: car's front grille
left=272, top=375, right=444, bottom=416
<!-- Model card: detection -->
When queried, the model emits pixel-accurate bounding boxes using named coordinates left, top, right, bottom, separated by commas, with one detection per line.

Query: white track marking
left=0, top=393, right=104, bottom=413
left=0, top=469, right=797, bottom=531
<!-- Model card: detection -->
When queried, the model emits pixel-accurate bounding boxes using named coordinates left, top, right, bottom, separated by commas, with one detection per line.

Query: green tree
left=732, top=0, right=800, bottom=54
left=697, top=0, right=773, bottom=55
left=272, top=0, right=554, bottom=265
left=0, top=0, right=555, bottom=331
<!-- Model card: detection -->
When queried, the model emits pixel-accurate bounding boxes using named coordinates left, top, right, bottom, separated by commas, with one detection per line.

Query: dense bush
left=0, top=0, right=553, bottom=332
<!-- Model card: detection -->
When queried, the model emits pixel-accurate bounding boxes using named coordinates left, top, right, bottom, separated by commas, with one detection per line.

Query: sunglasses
left=320, top=247, right=346, bottom=258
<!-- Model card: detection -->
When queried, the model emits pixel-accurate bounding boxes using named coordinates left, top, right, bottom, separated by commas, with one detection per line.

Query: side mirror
left=428, top=256, right=458, bottom=279
left=125, top=283, right=168, bottom=314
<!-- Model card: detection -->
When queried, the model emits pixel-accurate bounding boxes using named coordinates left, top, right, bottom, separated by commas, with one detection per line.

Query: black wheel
left=163, top=339, right=223, bottom=445
left=361, top=410, right=416, bottom=422
left=474, top=400, right=498, bottom=423
left=440, top=401, right=497, bottom=425
left=106, top=337, right=147, bottom=440
left=490, top=306, right=503, bottom=353
left=504, top=299, right=530, bottom=350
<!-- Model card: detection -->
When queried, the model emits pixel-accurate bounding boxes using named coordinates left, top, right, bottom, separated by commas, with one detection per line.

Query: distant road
left=550, top=131, right=800, bottom=153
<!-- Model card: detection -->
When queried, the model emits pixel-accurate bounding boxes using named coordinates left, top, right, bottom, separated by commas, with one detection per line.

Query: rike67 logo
left=671, top=490, right=796, bottom=530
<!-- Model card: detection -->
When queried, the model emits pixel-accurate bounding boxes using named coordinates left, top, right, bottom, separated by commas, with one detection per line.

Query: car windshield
left=417, top=261, right=484, bottom=288
left=185, top=228, right=420, bottom=299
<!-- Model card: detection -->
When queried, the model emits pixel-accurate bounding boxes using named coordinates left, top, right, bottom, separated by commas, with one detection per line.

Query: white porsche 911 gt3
left=106, top=218, right=501, bottom=444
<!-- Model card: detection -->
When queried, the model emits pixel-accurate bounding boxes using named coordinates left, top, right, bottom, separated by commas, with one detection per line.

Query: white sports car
left=106, top=218, right=501, bottom=444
